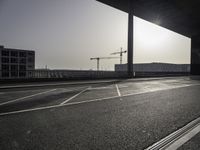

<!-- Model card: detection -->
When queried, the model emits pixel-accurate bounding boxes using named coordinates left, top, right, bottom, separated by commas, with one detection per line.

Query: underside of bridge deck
left=97, top=0, right=200, bottom=76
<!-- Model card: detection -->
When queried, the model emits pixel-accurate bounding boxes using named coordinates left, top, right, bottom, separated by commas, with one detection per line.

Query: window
left=11, top=58, right=18, bottom=63
left=2, top=65, right=9, bottom=71
left=2, top=72, right=9, bottom=77
left=19, top=72, right=26, bottom=77
left=2, top=57, right=9, bottom=63
left=11, top=65, right=18, bottom=71
left=19, top=52, right=26, bottom=57
left=20, top=58, right=26, bottom=64
left=28, top=65, right=34, bottom=69
left=11, top=71, right=18, bottom=77
left=19, top=65, right=26, bottom=70
left=11, top=51, right=18, bottom=57
left=2, top=50, right=9, bottom=56
left=28, top=57, right=34, bottom=63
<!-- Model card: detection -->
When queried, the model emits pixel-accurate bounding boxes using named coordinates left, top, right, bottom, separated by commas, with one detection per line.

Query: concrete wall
left=115, top=63, right=190, bottom=73
left=32, top=70, right=127, bottom=79
left=0, top=69, right=127, bottom=79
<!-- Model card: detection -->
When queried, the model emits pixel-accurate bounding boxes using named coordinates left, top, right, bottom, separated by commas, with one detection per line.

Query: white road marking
left=0, top=76, right=187, bottom=90
left=115, top=84, right=122, bottom=100
left=145, top=117, right=200, bottom=150
left=0, top=87, right=85, bottom=96
left=58, top=86, right=88, bottom=92
left=126, top=76, right=189, bottom=82
left=0, top=89, right=57, bottom=106
left=0, top=80, right=116, bottom=89
left=0, top=95, right=119, bottom=116
left=0, top=83, right=199, bottom=116
left=166, top=123, right=200, bottom=150
left=123, top=84, right=200, bottom=96
left=118, top=85, right=129, bottom=88
left=60, top=87, right=90, bottom=105
left=88, top=86, right=114, bottom=90
left=115, top=84, right=121, bottom=97
left=0, top=104, right=62, bottom=116
left=67, top=95, right=120, bottom=106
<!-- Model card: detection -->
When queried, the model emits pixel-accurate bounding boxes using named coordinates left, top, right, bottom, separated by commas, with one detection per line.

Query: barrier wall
left=0, top=70, right=128, bottom=79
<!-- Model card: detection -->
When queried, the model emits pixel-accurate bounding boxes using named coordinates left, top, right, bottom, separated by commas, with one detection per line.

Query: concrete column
left=191, top=35, right=200, bottom=75
left=127, top=1, right=134, bottom=77
left=0, top=47, right=2, bottom=78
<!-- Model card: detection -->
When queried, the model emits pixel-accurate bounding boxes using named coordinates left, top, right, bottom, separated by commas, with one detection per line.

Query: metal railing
left=0, top=70, right=127, bottom=79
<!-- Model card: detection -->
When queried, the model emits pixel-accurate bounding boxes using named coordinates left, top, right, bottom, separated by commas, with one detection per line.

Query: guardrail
left=0, top=70, right=189, bottom=82
left=0, top=70, right=128, bottom=79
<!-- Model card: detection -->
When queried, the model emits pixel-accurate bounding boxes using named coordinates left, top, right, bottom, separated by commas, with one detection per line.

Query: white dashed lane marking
left=1, top=83, right=199, bottom=116
left=115, top=84, right=121, bottom=97
left=0, top=89, right=57, bottom=106
left=59, top=87, right=90, bottom=105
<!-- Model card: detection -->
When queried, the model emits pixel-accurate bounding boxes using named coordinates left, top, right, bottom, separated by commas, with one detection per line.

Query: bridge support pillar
left=127, top=1, right=134, bottom=77
left=191, top=35, right=200, bottom=75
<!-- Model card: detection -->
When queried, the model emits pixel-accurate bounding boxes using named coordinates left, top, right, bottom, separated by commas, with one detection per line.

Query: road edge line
left=145, top=117, right=200, bottom=150
left=0, top=84, right=199, bottom=116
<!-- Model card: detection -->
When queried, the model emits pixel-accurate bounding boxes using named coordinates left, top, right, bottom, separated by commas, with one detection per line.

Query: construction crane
left=111, top=47, right=127, bottom=64
left=90, top=57, right=119, bottom=71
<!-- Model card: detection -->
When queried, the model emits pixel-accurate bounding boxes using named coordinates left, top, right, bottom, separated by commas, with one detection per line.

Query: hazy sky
left=0, top=0, right=191, bottom=70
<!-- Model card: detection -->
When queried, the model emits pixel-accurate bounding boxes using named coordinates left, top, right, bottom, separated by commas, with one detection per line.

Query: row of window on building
left=1, top=50, right=34, bottom=57
left=2, top=71, right=29, bottom=78
left=1, top=57, right=34, bottom=64
left=0, top=45, right=35, bottom=78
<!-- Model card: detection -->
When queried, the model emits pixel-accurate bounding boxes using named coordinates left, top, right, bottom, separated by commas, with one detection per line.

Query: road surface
left=0, top=77, right=200, bottom=150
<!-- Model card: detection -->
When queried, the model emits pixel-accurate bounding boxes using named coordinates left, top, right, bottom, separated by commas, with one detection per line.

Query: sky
left=0, top=0, right=191, bottom=70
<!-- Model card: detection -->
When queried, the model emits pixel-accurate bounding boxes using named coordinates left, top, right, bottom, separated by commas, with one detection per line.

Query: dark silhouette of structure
left=115, top=63, right=190, bottom=73
left=97, top=0, right=200, bottom=76
left=111, top=47, right=127, bottom=64
left=0, top=45, right=35, bottom=78
left=90, top=57, right=119, bottom=71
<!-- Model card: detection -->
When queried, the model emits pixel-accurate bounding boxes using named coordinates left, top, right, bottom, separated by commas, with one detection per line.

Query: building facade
left=115, top=63, right=190, bottom=73
left=0, top=45, right=35, bottom=78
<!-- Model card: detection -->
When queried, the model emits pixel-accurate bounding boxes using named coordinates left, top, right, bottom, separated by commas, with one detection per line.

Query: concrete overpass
left=97, top=0, right=200, bottom=76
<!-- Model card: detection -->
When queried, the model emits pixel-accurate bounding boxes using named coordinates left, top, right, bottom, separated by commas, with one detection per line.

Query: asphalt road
left=0, top=77, right=200, bottom=150
left=179, top=132, right=200, bottom=150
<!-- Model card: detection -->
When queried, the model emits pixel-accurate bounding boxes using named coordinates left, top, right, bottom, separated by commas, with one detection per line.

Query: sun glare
left=133, top=16, right=191, bottom=64
left=134, top=17, right=169, bottom=48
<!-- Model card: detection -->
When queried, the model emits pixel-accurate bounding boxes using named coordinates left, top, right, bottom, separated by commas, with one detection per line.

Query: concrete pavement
left=179, top=133, right=200, bottom=150
left=0, top=77, right=200, bottom=150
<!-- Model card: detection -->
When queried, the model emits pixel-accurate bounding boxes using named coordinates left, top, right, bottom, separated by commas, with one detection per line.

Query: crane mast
left=90, top=57, right=119, bottom=71
left=111, top=47, right=127, bottom=64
